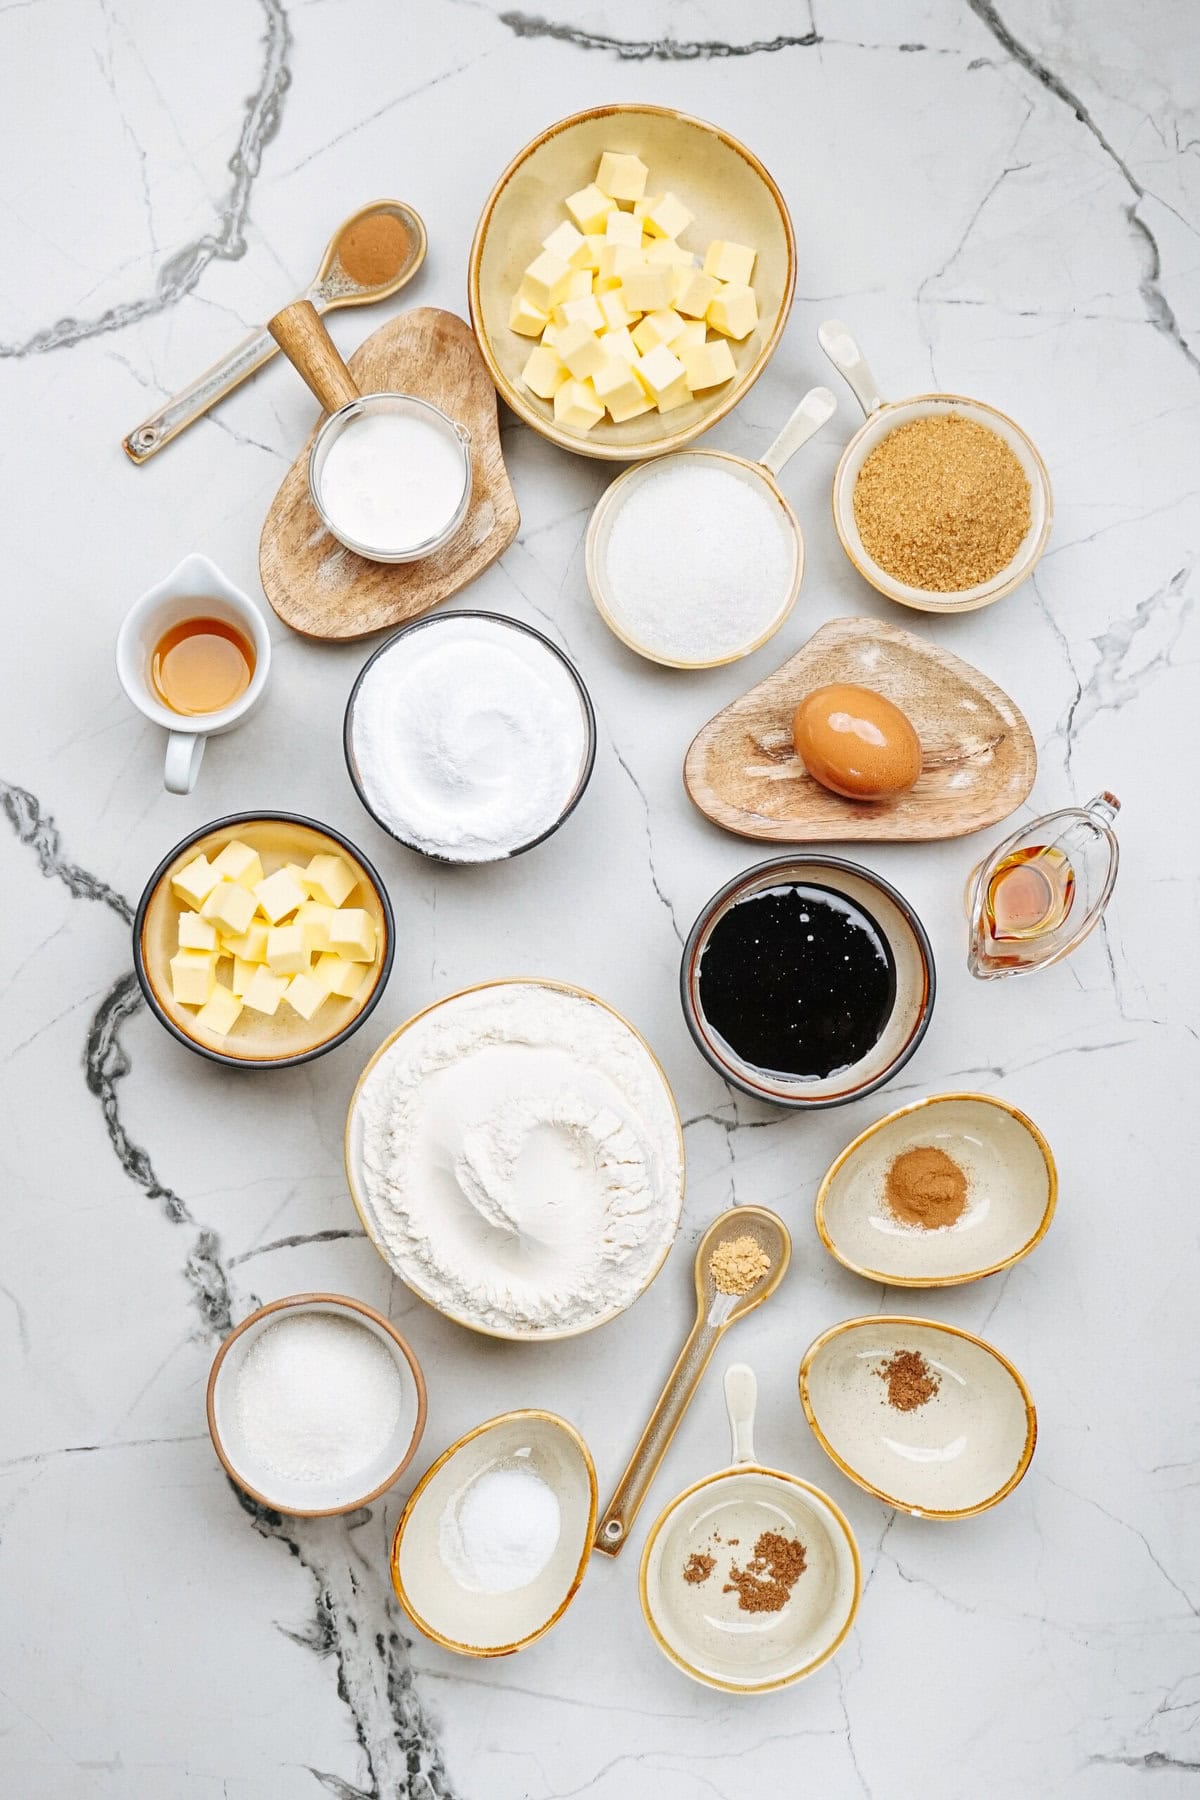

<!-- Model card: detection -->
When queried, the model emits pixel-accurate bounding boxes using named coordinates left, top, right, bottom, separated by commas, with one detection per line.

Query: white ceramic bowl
left=391, top=1411, right=596, bottom=1656
left=799, top=1316, right=1036, bottom=1519
left=816, top=1094, right=1057, bottom=1286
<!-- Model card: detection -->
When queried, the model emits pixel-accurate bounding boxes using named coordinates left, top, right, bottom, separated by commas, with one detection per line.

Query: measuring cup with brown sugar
left=123, top=201, right=426, bottom=463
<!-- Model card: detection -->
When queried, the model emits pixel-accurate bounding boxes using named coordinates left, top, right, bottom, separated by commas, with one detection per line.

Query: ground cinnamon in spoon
left=337, top=213, right=411, bottom=288
left=722, top=1530, right=807, bottom=1613
left=876, top=1348, right=940, bottom=1411
left=884, top=1144, right=968, bottom=1229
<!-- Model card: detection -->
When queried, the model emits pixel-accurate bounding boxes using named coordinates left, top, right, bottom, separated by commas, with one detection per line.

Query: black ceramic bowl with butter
left=133, top=810, right=395, bottom=1070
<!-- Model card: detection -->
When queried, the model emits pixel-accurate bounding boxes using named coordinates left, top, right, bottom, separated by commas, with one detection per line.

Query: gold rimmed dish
left=468, top=104, right=796, bottom=461
left=816, top=1093, right=1057, bottom=1287
left=391, top=1410, right=596, bottom=1658
left=799, top=1316, right=1037, bottom=1519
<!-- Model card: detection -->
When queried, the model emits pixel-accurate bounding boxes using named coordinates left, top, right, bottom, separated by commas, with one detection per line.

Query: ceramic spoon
left=593, top=1206, right=790, bottom=1557
left=122, top=200, right=427, bottom=463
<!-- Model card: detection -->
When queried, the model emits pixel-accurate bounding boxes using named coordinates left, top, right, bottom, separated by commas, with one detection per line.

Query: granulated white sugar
left=234, top=1312, right=405, bottom=1484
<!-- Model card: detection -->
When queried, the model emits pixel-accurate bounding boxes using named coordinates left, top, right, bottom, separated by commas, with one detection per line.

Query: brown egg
left=792, top=684, right=922, bottom=800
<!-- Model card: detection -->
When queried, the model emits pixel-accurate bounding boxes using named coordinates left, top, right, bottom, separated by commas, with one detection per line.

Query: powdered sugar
left=437, top=1460, right=562, bottom=1593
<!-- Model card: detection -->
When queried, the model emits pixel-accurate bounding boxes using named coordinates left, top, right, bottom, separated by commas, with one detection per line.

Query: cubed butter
left=327, top=909, right=377, bottom=963
left=675, top=318, right=708, bottom=348
left=703, top=240, right=757, bottom=285
left=295, top=901, right=334, bottom=954
left=593, top=357, right=653, bottom=422
left=619, top=264, right=672, bottom=315
left=231, top=956, right=259, bottom=997
left=646, top=238, right=696, bottom=268
left=542, top=219, right=587, bottom=265
left=634, top=343, right=687, bottom=404
left=266, top=923, right=310, bottom=976
left=509, top=292, right=549, bottom=337
left=579, top=233, right=606, bottom=271
left=597, top=289, right=634, bottom=331
left=195, top=983, right=243, bottom=1037
left=604, top=209, right=642, bottom=248
left=200, top=878, right=257, bottom=937
left=209, top=840, right=264, bottom=889
left=540, top=321, right=559, bottom=346
left=640, top=192, right=694, bottom=241
left=595, top=151, right=649, bottom=203
left=520, top=249, right=572, bottom=313
left=556, top=293, right=605, bottom=333
left=673, top=269, right=720, bottom=318
left=169, top=949, right=217, bottom=1008
left=553, top=377, right=605, bottom=433
left=304, top=854, right=357, bottom=903
left=564, top=184, right=616, bottom=234
left=241, top=965, right=289, bottom=1016
left=707, top=281, right=759, bottom=340
left=253, top=867, right=308, bottom=924
left=178, top=911, right=218, bottom=952
left=521, top=344, right=568, bottom=400
left=170, top=855, right=218, bottom=909
left=599, top=325, right=639, bottom=365
left=631, top=309, right=684, bottom=354
left=564, top=268, right=593, bottom=301
left=681, top=337, right=737, bottom=390
left=222, top=922, right=269, bottom=963
left=555, top=320, right=608, bottom=382
left=597, top=243, right=643, bottom=286
left=313, top=953, right=368, bottom=1000
left=283, top=973, right=328, bottom=1022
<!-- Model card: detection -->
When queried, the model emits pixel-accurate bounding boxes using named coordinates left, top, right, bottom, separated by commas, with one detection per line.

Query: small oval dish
left=815, top=1094, right=1057, bottom=1286
left=134, top=811, right=394, bottom=1069
left=469, top=104, right=795, bottom=461
left=799, top=1316, right=1036, bottom=1519
left=207, top=1293, right=427, bottom=1517
left=391, top=1410, right=597, bottom=1657
left=640, top=1364, right=860, bottom=1693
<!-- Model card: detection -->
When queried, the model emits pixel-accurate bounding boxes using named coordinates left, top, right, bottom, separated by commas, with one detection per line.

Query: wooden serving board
left=259, top=308, right=520, bottom=639
left=684, top=616, right=1036, bottom=843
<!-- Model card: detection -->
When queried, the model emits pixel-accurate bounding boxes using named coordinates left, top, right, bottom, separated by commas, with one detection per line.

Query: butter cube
left=563, top=269, right=593, bottom=301
left=682, top=337, right=737, bottom=390
left=647, top=238, right=696, bottom=269
left=304, top=857, right=357, bottom=908
left=222, top=922, right=269, bottom=963
left=195, top=983, right=243, bottom=1038
left=600, top=325, right=638, bottom=365
left=597, top=243, right=643, bottom=286
left=327, top=909, right=377, bottom=962
left=553, top=377, right=605, bottom=433
left=555, top=320, right=608, bottom=382
left=604, top=209, right=642, bottom=248
left=169, top=949, right=217, bottom=1008
left=231, top=956, right=259, bottom=997
left=619, top=264, right=672, bottom=315
left=595, top=151, right=649, bottom=203
left=313, top=953, right=368, bottom=1000
left=266, top=923, right=310, bottom=976
left=593, top=357, right=654, bottom=422
left=170, top=854, right=219, bottom=909
left=564, top=184, right=616, bottom=234
left=703, top=240, right=757, bottom=285
left=597, top=289, right=634, bottom=331
left=640, top=192, right=694, bottom=241
left=509, top=292, right=549, bottom=337
left=178, top=911, right=218, bottom=952
left=707, top=282, right=759, bottom=341
left=253, top=867, right=308, bottom=924
left=634, top=343, right=687, bottom=405
left=675, top=319, right=708, bottom=348
left=520, top=249, right=572, bottom=313
left=296, top=901, right=334, bottom=954
left=200, top=878, right=257, bottom=938
left=284, top=973, right=328, bottom=1022
left=556, top=293, right=605, bottom=333
left=542, top=219, right=587, bottom=266
left=631, top=309, right=685, bottom=354
left=673, top=269, right=720, bottom=318
left=579, top=234, right=606, bottom=272
left=521, top=344, right=568, bottom=400
left=209, top=840, right=264, bottom=889
left=540, top=321, right=559, bottom=346
left=241, top=965, right=289, bottom=1016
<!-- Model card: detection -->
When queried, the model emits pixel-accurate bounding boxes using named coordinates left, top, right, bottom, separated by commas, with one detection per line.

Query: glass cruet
left=966, top=792, right=1121, bottom=979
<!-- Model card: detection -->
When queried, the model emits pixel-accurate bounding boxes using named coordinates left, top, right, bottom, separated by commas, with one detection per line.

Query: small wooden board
left=684, top=616, right=1036, bottom=843
left=259, top=308, right=520, bottom=639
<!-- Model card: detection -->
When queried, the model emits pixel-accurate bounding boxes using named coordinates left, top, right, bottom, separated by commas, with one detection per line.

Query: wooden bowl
left=468, top=105, right=796, bottom=460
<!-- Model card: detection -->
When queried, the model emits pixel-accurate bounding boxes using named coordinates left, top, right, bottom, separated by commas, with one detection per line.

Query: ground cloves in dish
left=876, top=1348, right=941, bottom=1411
left=721, top=1530, right=807, bottom=1613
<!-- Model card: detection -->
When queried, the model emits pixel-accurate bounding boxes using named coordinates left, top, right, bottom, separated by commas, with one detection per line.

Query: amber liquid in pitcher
left=151, top=616, right=254, bottom=716
left=984, top=845, right=1075, bottom=940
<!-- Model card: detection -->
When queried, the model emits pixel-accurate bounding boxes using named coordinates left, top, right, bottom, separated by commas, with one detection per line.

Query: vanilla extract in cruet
left=697, top=883, right=897, bottom=1081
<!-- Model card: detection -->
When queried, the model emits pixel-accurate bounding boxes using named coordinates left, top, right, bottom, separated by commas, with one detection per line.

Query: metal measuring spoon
left=122, top=200, right=427, bottom=464
left=593, top=1206, right=790, bottom=1557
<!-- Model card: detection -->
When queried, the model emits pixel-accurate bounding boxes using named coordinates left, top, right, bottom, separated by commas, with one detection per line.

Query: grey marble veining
left=2, top=2, right=1198, bottom=1796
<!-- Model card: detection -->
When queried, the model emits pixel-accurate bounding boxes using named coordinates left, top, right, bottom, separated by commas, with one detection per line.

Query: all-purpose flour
left=355, top=983, right=683, bottom=1334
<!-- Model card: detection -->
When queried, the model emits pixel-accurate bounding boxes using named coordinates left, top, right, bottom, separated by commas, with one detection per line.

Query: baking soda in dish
left=438, top=1459, right=562, bottom=1593
left=318, top=408, right=466, bottom=554
left=600, top=458, right=796, bottom=663
left=234, top=1312, right=405, bottom=1484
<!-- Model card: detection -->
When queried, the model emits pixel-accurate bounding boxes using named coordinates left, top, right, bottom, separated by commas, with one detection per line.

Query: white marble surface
left=2, top=3, right=1198, bottom=1795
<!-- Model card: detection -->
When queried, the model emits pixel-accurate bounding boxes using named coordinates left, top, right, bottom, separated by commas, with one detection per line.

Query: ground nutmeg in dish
left=852, top=412, right=1031, bottom=591
left=876, top=1348, right=940, bottom=1411
left=884, top=1144, right=968, bottom=1229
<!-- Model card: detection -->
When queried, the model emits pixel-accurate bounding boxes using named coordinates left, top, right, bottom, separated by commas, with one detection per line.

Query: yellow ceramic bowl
left=468, top=105, right=796, bottom=461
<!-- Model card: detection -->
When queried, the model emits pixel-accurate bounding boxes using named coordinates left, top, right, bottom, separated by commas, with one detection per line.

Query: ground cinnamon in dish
left=852, top=412, right=1031, bottom=591
left=683, top=1551, right=715, bottom=1585
left=877, top=1348, right=940, bottom=1411
left=711, top=1234, right=771, bottom=1296
left=337, top=213, right=411, bottom=288
left=884, top=1144, right=968, bottom=1229
left=722, top=1530, right=807, bottom=1613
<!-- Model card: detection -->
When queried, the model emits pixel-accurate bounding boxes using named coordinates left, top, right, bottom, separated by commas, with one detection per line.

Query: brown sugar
left=722, top=1530, right=807, bottom=1614
left=876, top=1348, right=940, bottom=1412
left=338, top=213, right=412, bottom=289
left=710, top=1234, right=771, bottom=1296
left=884, top=1144, right=968, bottom=1229
left=852, top=412, right=1031, bottom=591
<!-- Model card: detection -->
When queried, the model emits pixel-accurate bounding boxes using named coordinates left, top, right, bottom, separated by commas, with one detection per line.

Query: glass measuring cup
left=123, top=200, right=427, bottom=463
left=584, top=386, right=837, bottom=669
left=819, top=320, right=1053, bottom=614
left=966, top=792, right=1120, bottom=978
